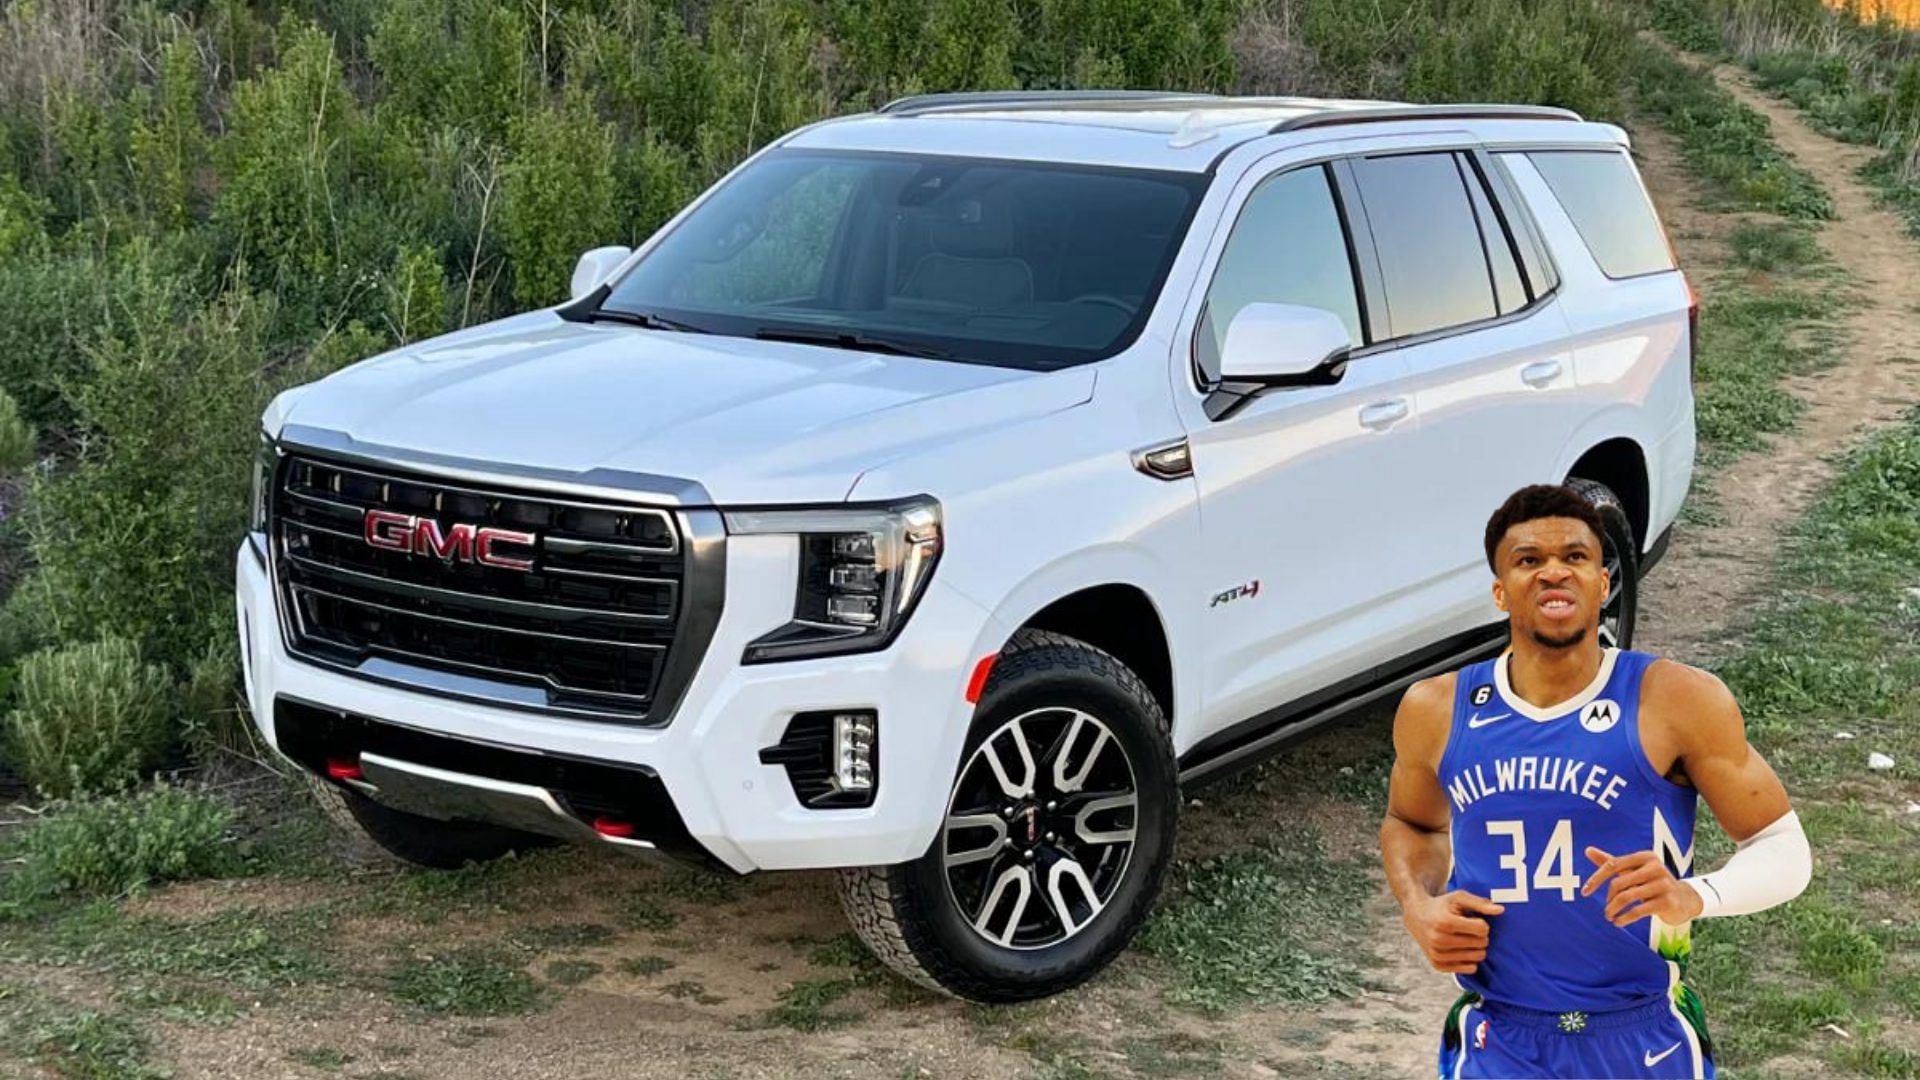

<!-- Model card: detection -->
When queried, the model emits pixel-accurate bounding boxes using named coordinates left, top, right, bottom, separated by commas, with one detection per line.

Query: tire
left=838, top=628, right=1178, bottom=1002
left=1566, top=476, right=1639, bottom=650
left=302, top=772, right=553, bottom=870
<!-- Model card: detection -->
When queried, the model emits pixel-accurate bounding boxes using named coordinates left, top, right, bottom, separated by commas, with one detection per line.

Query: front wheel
left=838, top=629, right=1178, bottom=1002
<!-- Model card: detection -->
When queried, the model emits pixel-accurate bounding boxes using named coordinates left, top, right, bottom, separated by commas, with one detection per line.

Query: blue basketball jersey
left=1441, top=648, right=1698, bottom=1012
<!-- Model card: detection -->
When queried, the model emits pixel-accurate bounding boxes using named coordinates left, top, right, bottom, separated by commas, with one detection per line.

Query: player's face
left=1491, top=517, right=1608, bottom=650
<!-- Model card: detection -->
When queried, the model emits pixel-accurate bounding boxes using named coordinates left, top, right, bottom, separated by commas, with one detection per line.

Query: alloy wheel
left=942, top=707, right=1139, bottom=950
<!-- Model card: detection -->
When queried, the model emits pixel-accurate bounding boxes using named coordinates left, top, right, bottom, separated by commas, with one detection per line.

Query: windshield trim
left=590, top=148, right=1211, bottom=371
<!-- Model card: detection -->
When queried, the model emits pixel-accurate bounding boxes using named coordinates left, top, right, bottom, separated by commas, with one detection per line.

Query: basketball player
left=1380, top=485, right=1812, bottom=1079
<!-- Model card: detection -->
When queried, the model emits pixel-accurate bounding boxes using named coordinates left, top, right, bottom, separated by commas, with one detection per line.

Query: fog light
left=758, top=709, right=879, bottom=808
left=833, top=713, right=876, bottom=794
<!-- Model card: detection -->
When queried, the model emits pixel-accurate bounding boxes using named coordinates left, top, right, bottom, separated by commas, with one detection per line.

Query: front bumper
left=237, top=532, right=1004, bottom=873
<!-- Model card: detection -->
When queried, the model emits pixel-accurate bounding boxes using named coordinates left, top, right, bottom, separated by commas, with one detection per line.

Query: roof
left=783, top=92, right=1610, bottom=173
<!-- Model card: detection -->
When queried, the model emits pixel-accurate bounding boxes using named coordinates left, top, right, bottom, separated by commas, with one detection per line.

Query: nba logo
left=1580, top=699, right=1620, bottom=733
left=1474, top=1018, right=1489, bottom=1050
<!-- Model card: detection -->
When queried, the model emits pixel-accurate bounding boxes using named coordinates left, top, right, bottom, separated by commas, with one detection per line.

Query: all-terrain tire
left=301, top=772, right=552, bottom=870
left=1566, top=476, right=1640, bottom=649
left=837, top=628, right=1178, bottom=1002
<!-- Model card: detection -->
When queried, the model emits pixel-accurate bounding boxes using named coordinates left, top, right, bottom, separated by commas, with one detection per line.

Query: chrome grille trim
left=269, top=438, right=725, bottom=726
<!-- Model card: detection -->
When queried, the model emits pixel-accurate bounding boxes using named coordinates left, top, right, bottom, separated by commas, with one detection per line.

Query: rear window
left=1349, top=152, right=1499, bottom=339
left=1525, top=150, right=1675, bottom=279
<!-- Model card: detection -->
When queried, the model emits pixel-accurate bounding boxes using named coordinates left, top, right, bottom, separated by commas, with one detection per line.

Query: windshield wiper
left=750, top=326, right=958, bottom=361
left=582, top=307, right=712, bottom=334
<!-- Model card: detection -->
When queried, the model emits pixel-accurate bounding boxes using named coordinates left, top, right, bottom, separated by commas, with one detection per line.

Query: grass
left=1631, top=43, right=1835, bottom=220
left=388, top=949, right=548, bottom=1017
left=1136, top=828, right=1375, bottom=1013
left=0, top=982, right=167, bottom=1080
left=1682, top=407, right=1920, bottom=1076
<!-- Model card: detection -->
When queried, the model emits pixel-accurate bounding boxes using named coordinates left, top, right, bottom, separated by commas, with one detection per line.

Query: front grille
left=271, top=451, right=717, bottom=724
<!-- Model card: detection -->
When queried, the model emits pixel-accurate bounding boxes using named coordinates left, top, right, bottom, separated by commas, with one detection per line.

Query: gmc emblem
left=363, top=509, right=536, bottom=571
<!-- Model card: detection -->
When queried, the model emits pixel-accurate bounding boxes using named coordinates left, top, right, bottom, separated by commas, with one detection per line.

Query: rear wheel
left=838, top=629, right=1177, bottom=1002
left=1566, top=476, right=1639, bottom=649
left=303, top=772, right=552, bottom=870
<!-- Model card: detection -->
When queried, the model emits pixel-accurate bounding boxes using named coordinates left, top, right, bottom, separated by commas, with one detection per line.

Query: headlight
left=725, top=497, right=941, bottom=663
left=250, top=434, right=277, bottom=536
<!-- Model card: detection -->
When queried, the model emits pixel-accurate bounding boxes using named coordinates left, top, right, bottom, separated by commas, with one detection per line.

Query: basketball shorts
left=1437, top=989, right=1716, bottom=1078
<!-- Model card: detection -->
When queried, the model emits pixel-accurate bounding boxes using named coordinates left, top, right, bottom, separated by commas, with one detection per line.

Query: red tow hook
left=593, top=818, right=636, bottom=839
left=325, top=758, right=364, bottom=782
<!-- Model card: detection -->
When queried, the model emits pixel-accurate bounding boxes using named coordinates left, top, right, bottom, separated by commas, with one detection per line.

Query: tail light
left=1683, top=273, right=1699, bottom=385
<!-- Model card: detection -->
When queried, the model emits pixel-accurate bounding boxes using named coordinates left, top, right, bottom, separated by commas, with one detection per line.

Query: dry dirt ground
left=17, top=57, right=1920, bottom=1080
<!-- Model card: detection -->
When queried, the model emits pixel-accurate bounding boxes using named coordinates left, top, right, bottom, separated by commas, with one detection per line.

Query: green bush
left=5, top=637, right=173, bottom=799
left=2, top=785, right=236, bottom=908
left=499, top=88, right=618, bottom=306
left=0, top=387, right=38, bottom=472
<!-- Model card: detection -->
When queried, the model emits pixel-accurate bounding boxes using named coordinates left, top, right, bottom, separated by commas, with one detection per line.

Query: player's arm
left=1583, top=662, right=1810, bottom=925
left=1382, top=672, right=1505, bottom=975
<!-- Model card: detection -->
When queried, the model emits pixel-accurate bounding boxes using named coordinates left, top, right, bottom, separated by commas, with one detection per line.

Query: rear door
left=1334, top=149, right=1579, bottom=651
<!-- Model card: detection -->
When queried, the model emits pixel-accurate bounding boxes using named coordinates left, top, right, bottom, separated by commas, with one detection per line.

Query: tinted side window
left=1197, top=165, right=1363, bottom=382
left=1350, top=153, right=1498, bottom=339
left=1463, top=161, right=1527, bottom=314
left=1526, top=150, right=1676, bottom=279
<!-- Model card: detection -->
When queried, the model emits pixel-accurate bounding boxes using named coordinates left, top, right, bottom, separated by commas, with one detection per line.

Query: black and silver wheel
left=1567, top=477, right=1639, bottom=649
left=838, top=628, right=1177, bottom=1002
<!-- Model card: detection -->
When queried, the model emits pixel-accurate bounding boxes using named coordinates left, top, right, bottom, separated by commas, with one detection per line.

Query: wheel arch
left=1565, top=436, right=1650, bottom=549
left=1016, top=584, right=1174, bottom=728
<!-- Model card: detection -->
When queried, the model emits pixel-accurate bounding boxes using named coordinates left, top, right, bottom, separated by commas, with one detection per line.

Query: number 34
left=1484, top=818, right=1581, bottom=903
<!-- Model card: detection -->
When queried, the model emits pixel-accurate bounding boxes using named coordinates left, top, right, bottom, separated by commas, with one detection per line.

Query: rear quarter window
left=1522, top=150, right=1676, bottom=279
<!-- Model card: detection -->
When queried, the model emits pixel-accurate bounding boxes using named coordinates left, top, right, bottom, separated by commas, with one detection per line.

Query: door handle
left=1521, top=359, right=1564, bottom=387
left=1358, top=397, right=1410, bottom=429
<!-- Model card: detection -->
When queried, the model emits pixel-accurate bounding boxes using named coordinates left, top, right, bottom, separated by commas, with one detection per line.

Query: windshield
left=597, top=150, right=1207, bottom=370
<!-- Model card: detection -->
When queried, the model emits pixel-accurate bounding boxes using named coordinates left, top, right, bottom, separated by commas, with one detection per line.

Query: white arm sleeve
left=1683, top=810, right=1811, bottom=918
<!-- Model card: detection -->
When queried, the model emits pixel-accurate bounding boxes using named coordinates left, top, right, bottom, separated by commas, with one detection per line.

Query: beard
left=1530, top=624, right=1588, bottom=649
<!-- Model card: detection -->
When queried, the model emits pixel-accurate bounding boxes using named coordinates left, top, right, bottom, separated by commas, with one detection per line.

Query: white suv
left=237, top=91, right=1694, bottom=1001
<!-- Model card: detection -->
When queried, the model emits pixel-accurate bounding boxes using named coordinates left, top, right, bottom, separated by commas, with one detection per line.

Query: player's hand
left=1582, top=846, right=1706, bottom=927
left=1402, top=890, right=1504, bottom=974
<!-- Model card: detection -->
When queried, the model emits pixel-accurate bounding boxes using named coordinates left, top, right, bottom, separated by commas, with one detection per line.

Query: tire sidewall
left=899, top=641, right=1177, bottom=994
left=1572, top=479, right=1639, bottom=650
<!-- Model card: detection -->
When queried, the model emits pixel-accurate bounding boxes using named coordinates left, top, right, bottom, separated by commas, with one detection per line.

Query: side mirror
left=570, top=246, right=634, bottom=300
left=1218, top=302, right=1353, bottom=384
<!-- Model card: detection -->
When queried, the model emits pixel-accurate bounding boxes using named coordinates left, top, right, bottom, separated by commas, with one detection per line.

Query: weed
left=514, top=922, right=617, bottom=951
left=617, top=954, right=676, bottom=978
left=760, top=977, right=861, bottom=1031
left=289, top=1046, right=353, bottom=1071
left=618, top=894, right=682, bottom=932
left=2, top=785, right=237, bottom=912
left=543, top=959, right=603, bottom=986
left=1728, top=219, right=1823, bottom=271
left=389, top=949, right=547, bottom=1017
left=1137, top=830, right=1373, bottom=1012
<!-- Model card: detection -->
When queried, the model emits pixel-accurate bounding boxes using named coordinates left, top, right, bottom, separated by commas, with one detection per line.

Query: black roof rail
left=1271, top=103, right=1582, bottom=133
left=877, top=90, right=1220, bottom=116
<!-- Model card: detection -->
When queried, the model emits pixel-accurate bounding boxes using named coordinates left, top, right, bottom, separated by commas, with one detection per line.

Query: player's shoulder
left=1639, top=654, right=1740, bottom=722
left=1400, top=669, right=1460, bottom=720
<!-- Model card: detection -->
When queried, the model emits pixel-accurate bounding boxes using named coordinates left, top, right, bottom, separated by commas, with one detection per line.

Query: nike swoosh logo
left=1467, top=711, right=1512, bottom=729
left=1644, top=1043, right=1681, bottom=1067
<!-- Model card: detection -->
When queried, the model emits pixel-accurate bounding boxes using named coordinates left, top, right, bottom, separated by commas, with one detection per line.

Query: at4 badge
left=1209, top=579, right=1260, bottom=607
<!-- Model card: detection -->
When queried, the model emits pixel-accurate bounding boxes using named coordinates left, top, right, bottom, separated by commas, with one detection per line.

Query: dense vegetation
left=0, top=0, right=1644, bottom=793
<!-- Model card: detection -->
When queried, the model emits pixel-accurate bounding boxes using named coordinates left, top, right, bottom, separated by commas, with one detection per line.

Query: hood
left=271, top=313, right=1095, bottom=504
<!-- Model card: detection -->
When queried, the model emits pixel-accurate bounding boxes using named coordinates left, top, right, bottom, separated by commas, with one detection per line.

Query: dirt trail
left=1635, top=52, right=1920, bottom=662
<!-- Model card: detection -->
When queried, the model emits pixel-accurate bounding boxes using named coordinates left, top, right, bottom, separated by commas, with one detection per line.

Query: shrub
left=5, top=637, right=172, bottom=798
left=499, top=88, right=618, bottom=307
left=2, top=785, right=236, bottom=907
left=21, top=277, right=279, bottom=671
left=0, top=387, right=37, bottom=472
